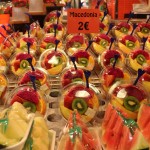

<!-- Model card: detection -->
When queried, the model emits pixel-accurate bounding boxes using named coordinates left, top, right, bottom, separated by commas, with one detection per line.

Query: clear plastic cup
left=59, top=82, right=101, bottom=123
left=18, top=67, right=50, bottom=94
left=44, top=23, right=65, bottom=40
left=15, top=36, right=38, bottom=56
left=98, top=49, right=125, bottom=68
left=9, top=52, right=36, bottom=76
left=39, top=48, right=68, bottom=76
left=39, top=35, right=63, bottom=54
left=6, top=84, right=47, bottom=116
left=91, top=33, right=115, bottom=55
left=111, top=22, right=133, bottom=40
left=109, top=83, right=149, bottom=120
left=65, top=33, right=88, bottom=56
left=127, top=49, right=150, bottom=73
left=118, top=35, right=140, bottom=55
left=70, top=49, right=96, bottom=71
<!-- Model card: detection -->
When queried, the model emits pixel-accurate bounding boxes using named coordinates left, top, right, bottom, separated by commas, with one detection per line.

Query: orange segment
left=36, top=99, right=46, bottom=115
left=0, top=75, right=7, bottom=85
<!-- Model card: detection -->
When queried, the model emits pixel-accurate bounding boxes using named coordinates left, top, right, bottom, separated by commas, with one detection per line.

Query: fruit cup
left=110, top=83, right=148, bottom=120
left=100, top=66, right=131, bottom=93
left=99, top=49, right=125, bottom=68
left=29, top=21, right=45, bottom=41
left=92, top=34, right=114, bottom=55
left=71, top=49, right=95, bottom=71
left=7, top=85, right=47, bottom=116
left=99, top=11, right=110, bottom=26
left=0, top=36, right=15, bottom=59
left=127, top=49, right=150, bottom=72
left=0, top=73, right=8, bottom=104
left=65, top=33, right=88, bottom=56
left=39, top=35, right=63, bottom=54
left=118, top=35, right=140, bottom=55
left=18, top=67, right=50, bottom=93
left=9, top=52, right=36, bottom=76
left=60, top=66, right=87, bottom=87
left=16, top=36, right=38, bottom=56
left=39, top=48, right=68, bottom=76
left=135, top=23, right=150, bottom=39
left=59, top=82, right=100, bottom=123
left=112, top=22, right=133, bottom=40
left=0, top=54, right=7, bottom=74
left=44, top=10, right=62, bottom=26
left=44, top=23, right=65, bottom=40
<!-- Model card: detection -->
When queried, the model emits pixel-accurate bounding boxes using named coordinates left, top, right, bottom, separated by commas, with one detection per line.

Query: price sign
left=67, top=9, right=99, bottom=34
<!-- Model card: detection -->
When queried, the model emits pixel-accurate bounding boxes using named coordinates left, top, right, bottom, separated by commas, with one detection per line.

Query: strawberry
left=23, top=37, right=35, bottom=45
left=140, top=73, right=150, bottom=82
left=17, top=87, right=39, bottom=104
left=121, top=35, right=136, bottom=45
left=99, top=22, right=106, bottom=30
left=16, top=53, right=32, bottom=60
left=10, top=95, right=24, bottom=105
left=104, top=74, right=115, bottom=87
left=64, top=95, right=74, bottom=109
left=73, top=51, right=89, bottom=59
left=117, top=22, right=130, bottom=30
left=43, top=36, right=56, bottom=43
left=13, top=60, right=20, bottom=71
left=100, top=34, right=111, bottom=43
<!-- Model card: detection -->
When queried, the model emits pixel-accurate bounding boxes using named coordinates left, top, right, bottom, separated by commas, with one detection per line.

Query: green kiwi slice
left=123, top=96, right=140, bottom=112
left=46, top=43, right=55, bottom=49
left=54, top=56, right=62, bottom=66
left=20, top=60, right=29, bottom=69
left=141, top=27, right=150, bottom=34
left=49, top=17, right=55, bottom=23
left=126, top=41, right=135, bottom=49
left=99, top=39, right=108, bottom=48
left=136, top=54, right=146, bottom=65
left=78, top=58, right=88, bottom=67
left=120, top=27, right=128, bottom=33
left=72, top=42, right=81, bottom=48
left=72, top=98, right=88, bottom=115
left=110, top=57, right=119, bottom=65
left=23, top=101, right=36, bottom=113
left=72, top=78, right=83, bottom=82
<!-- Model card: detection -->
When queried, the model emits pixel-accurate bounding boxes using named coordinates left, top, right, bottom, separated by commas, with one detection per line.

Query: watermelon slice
left=137, top=103, right=150, bottom=144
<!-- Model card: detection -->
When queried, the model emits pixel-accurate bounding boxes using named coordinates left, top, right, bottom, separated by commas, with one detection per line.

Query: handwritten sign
left=67, top=9, right=99, bottom=34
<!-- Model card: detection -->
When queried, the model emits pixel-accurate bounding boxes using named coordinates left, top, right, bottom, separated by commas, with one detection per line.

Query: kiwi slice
left=123, top=96, right=140, bottom=112
left=49, top=28, right=58, bottom=33
left=23, top=101, right=36, bottom=113
left=54, top=57, right=62, bottom=66
left=49, top=17, right=55, bottom=23
left=78, top=58, right=88, bottom=67
left=141, top=27, right=149, bottom=34
left=46, top=43, right=55, bottom=49
left=126, top=41, right=135, bottom=49
left=20, top=60, right=29, bottom=69
left=120, top=27, right=128, bottom=33
left=99, top=39, right=108, bottom=48
left=35, top=80, right=41, bottom=86
left=72, top=42, right=81, bottom=48
left=72, top=98, right=88, bottom=115
left=136, top=54, right=146, bottom=65
left=110, top=57, right=119, bottom=65
left=72, top=78, right=83, bottom=82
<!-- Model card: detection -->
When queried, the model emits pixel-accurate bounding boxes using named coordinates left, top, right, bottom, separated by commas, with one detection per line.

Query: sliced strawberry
left=16, top=53, right=32, bottom=60
left=43, top=36, right=56, bottom=43
left=44, top=58, right=52, bottom=69
left=46, top=13, right=57, bottom=22
left=117, top=22, right=130, bottom=30
left=144, top=66, right=150, bottom=74
left=13, top=60, right=20, bottom=71
left=99, top=34, right=111, bottom=43
left=17, top=88, right=39, bottom=104
left=70, top=35, right=84, bottom=44
left=99, top=22, right=106, bottom=30
left=104, top=74, right=115, bottom=87
left=23, top=37, right=35, bottom=45
left=64, top=95, right=74, bottom=109
left=73, top=51, right=89, bottom=59
left=140, top=73, right=150, bottom=82
left=10, top=95, right=24, bottom=105
left=130, top=50, right=150, bottom=59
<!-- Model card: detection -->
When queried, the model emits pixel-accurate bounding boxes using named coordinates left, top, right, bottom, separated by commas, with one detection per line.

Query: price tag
left=67, top=9, right=99, bottom=34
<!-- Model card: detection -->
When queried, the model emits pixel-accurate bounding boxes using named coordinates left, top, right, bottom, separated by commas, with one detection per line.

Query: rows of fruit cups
left=0, top=8, right=150, bottom=149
